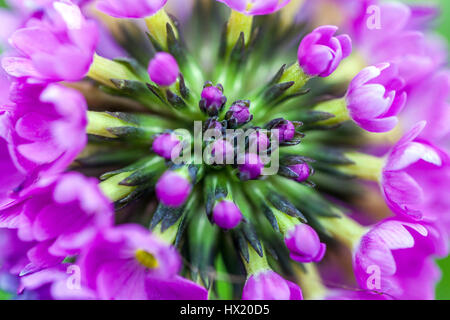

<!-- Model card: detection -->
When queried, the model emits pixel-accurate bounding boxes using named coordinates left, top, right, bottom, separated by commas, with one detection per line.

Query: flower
left=148, top=52, right=179, bottom=87
left=152, top=133, right=181, bottom=160
left=346, top=63, right=406, bottom=133
left=217, top=0, right=291, bottom=16
left=2, top=0, right=98, bottom=82
left=285, top=223, right=326, bottom=263
left=298, top=25, right=352, bottom=77
left=242, top=270, right=303, bottom=300
left=381, top=122, right=450, bottom=221
left=212, top=200, right=242, bottom=229
left=97, top=0, right=168, bottom=19
left=0, top=83, right=87, bottom=208
left=353, top=218, right=446, bottom=299
left=76, top=224, right=206, bottom=299
left=11, top=173, right=113, bottom=265
left=155, top=170, right=191, bottom=207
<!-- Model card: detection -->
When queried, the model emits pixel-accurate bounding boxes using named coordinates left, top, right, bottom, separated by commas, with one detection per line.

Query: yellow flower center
left=135, top=249, right=159, bottom=269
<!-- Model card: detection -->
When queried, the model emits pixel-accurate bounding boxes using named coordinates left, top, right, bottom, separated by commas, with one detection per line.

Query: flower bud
left=242, top=270, right=303, bottom=300
left=199, top=82, right=227, bottom=116
left=148, top=52, right=179, bottom=86
left=298, top=25, right=352, bottom=77
left=152, top=133, right=181, bottom=160
left=226, top=100, right=253, bottom=127
left=156, top=170, right=191, bottom=207
left=288, top=163, right=312, bottom=182
left=212, top=200, right=243, bottom=229
left=239, top=153, right=264, bottom=180
left=285, top=224, right=326, bottom=263
left=274, top=120, right=295, bottom=142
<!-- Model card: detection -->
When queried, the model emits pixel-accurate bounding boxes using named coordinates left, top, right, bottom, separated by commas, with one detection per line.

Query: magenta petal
left=146, top=275, right=208, bottom=300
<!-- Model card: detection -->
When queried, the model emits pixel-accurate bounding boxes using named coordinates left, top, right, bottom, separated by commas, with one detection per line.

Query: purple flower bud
left=274, top=120, right=295, bottom=142
left=148, top=52, right=179, bottom=87
left=97, top=0, right=168, bottom=18
left=156, top=170, right=191, bottom=207
left=212, top=200, right=243, bottom=229
left=217, top=0, right=291, bottom=16
left=239, top=153, right=264, bottom=180
left=346, top=63, right=407, bottom=133
left=226, top=100, right=253, bottom=127
left=298, top=25, right=352, bottom=78
left=152, top=133, right=181, bottom=160
left=199, top=83, right=227, bottom=116
left=285, top=224, right=326, bottom=263
left=211, top=139, right=234, bottom=164
left=248, top=130, right=270, bottom=153
left=242, top=270, right=303, bottom=300
left=288, top=163, right=312, bottom=182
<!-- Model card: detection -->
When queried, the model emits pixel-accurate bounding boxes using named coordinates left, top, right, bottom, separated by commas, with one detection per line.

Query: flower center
left=135, top=249, right=159, bottom=269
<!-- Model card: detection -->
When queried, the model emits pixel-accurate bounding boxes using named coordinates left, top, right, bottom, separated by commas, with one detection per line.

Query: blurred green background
left=0, top=0, right=449, bottom=299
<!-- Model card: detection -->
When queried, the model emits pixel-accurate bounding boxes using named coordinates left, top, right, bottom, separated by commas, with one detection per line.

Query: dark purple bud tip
left=212, top=200, right=243, bottom=229
left=156, top=170, right=191, bottom=207
left=239, top=153, right=264, bottom=180
left=285, top=224, right=326, bottom=263
left=152, top=133, right=181, bottom=160
left=288, top=163, right=312, bottom=182
left=199, top=82, right=227, bottom=116
left=226, top=100, right=253, bottom=127
left=275, top=120, right=296, bottom=142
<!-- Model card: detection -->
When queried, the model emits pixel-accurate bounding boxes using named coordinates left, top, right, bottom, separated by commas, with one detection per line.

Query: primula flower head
left=0, top=0, right=449, bottom=301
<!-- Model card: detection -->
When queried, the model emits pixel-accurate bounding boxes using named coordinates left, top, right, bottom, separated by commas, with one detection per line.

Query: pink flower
left=77, top=224, right=207, bottom=300
left=0, top=82, right=87, bottom=208
left=381, top=122, right=450, bottom=223
left=97, top=0, right=168, bottom=19
left=298, top=25, right=352, bottom=77
left=2, top=0, right=98, bottom=82
left=216, top=0, right=291, bottom=16
left=346, top=63, right=407, bottom=133
left=353, top=218, right=446, bottom=299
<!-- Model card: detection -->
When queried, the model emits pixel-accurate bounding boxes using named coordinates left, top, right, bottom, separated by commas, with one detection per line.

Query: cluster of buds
left=0, top=0, right=448, bottom=302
